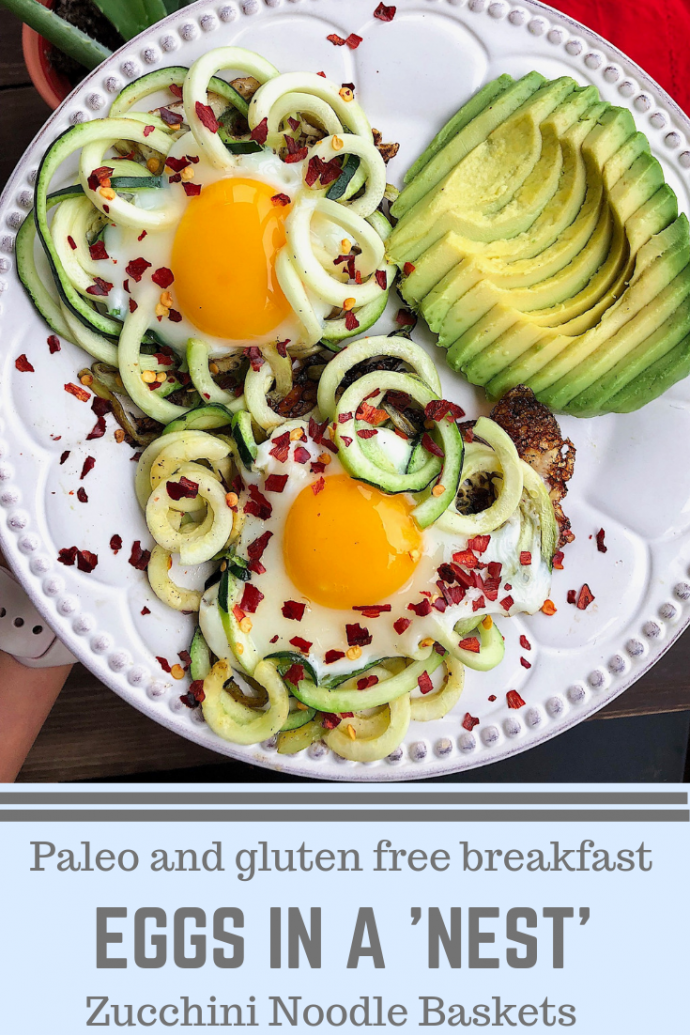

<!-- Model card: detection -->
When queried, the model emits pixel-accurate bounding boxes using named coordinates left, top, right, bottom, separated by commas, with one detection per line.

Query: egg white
left=199, top=419, right=551, bottom=682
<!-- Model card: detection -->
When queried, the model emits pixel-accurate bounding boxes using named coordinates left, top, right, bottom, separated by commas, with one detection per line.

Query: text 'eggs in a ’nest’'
left=103, top=141, right=333, bottom=348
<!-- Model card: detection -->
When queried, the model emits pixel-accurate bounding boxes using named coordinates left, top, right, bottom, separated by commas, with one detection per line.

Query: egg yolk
left=283, top=474, right=422, bottom=610
left=171, top=177, right=292, bottom=341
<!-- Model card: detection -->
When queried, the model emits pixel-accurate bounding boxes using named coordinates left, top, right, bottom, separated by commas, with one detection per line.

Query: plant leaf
left=90, top=0, right=168, bottom=40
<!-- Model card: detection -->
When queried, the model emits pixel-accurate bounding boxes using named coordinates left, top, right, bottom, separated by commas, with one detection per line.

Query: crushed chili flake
left=269, top=431, right=291, bottom=463
left=57, top=546, right=78, bottom=566
left=129, top=540, right=151, bottom=571
left=87, top=165, right=113, bottom=191
left=156, top=656, right=172, bottom=673
left=500, top=595, right=514, bottom=611
left=356, top=401, right=388, bottom=425
left=240, top=583, right=264, bottom=614
left=325, top=649, right=346, bottom=664
left=293, top=446, right=311, bottom=464
left=322, top=713, right=341, bottom=729
left=232, top=605, right=246, bottom=624
left=166, top=475, right=199, bottom=501
left=170, top=83, right=183, bottom=98
left=89, top=240, right=109, bottom=260
left=596, top=528, right=607, bottom=553
left=86, top=277, right=113, bottom=297
left=312, top=476, right=325, bottom=495
left=250, top=117, right=269, bottom=145
left=520, top=551, right=532, bottom=566
left=169, top=308, right=183, bottom=322
left=403, top=261, right=415, bottom=275
left=110, top=534, right=122, bottom=554
left=458, top=636, right=481, bottom=653
left=80, top=456, right=96, bottom=479
left=59, top=450, right=70, bottom=465
left=46, top=334, right=61, bottom=355
left=284, top=663, right=305, bottom=686
left=471, top=595, right=486, bottom=612
left=421, top=432, right=444, bottom=458
left=152, top=267, right=174, bottom=289
left=285, top=146, right=308, bottom=164
left=357, top=675, right=379, bottom=690
left=395, top=308, right=416, bottom=327
left=425, top=399, right=466, bottom=423
left=276, top=338, right=290, bottom=358
left=507, top=689, right=525, bottom=709
left=467, top=535, right=490, bottom=554
left=183, top=182, right=202, bottom=197
left=309, top=416, right=327, bottom=443
left=244, top=484, right=272, bottom=520
left=271, top=193, right=291, bottom=206
left=244, top=345, right=264, bottom=371
left=345, top=311, right=360, bottom=331
left=282, top=600, right=306, bottom=621
left=520, top=657, right=532, bottom=670
left=195, top=101, right=219, bottom=133
left=408, top=599, right=432, bottom=617
left=138, top=230, right=148, bottom=242
left=504, top=583, right=512, bottom=591
left=77, top=487, right=88, bottom=503
left=462, top=712, right=480, bottom=731
left=487, top=560, right=502, bottom=579
left=289, top=636, right=313, bottom=654
left=393, top=617, right=411, bottom=635
left=141, top=606, right=151, bottom=616
left=453, top=549, right=477, bottom=569
left=327, top=33, right=346, bottom=45
left=519, top=635, right=532, bottom=651
left=353, top=604, right=391, bottom=617
left=346, top=623, right=372, bottom=647
left=143, top=124, right=155, bottom=137
left=67, top=235, right=77, bottom=250
left=125, top=257, right=151, bottom=282
left=269, top=634, right=279, bottom=644
left=265, top=473, right=288, bottom=493
left=552, top=550, right=564, bottom=569
left=86, top=416, right=106, bottom=440
left=128, top=298, right=138, bottom=313
left=374, top=2, right=396, bottom=19
left=248, top=560, right=266, bottom=575
left=356, top=428, right=378, bottom=439
left=567, top=589, right=577, bottom=605
left=15, top=353, right=34, bottom=373
left=345, top=32, right=363, bottom=48
left=375, top=269, right=387, bottom=290
left=576, top=583, right=595, bottom=610
left=166, top=156, right=190, bottom=173
left=76, top=549, right=98, bottom=573
left=541, top=599, right=557, bottom=616
left=417, top=671, right=433, bottom=695
left=160, top=106, right=183, bottom=126
left=433, top=597, right=447, bottom=613
left=338, top=411, right=353, bottom=424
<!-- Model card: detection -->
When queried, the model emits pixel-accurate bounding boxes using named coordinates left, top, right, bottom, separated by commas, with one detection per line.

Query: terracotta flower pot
left=22, top=0, right=73, bottom=110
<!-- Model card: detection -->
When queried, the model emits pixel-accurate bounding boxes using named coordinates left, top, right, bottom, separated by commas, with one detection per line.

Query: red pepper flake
left=244, top=484, right=272, bottom=520
left=312, top=476, right=325, bottom=495
left=346, top=623, right=372, bottom=647
left=325, top=649, right=345, bottom=664
left=110, top=534, right=122, bottom=554
left=282, top=600, right=306, bottom=621
left=342, top=310, right=359, bottom=332
left=143, top=124, right=155, bottom=137
left=265, top=473, right=288, bottom=493
left=356, top=401, right=389, bottom=425
left=374, top=2, right=396, bottom=20
left=403, top=261, right=415, bottom=275
left=77, top=487, right=88, bottom=503
left=15, top=354, right=34, bottom=373
left=183, top=182, right=202, bottom=197
left=74, top=548, right=97, bottom=573
left=487, top=561, right=502, bottom=579
left=417, top=671, right=433, bottom=695
left=576, top=583, right=595, bottom=610
left=567, top=589, right=577, bottom=605
left=395, top=308, right=416, bottom=327
left=356, top=428, right=378, bottom=440
left=137, top=231, right=148, bottom=244
left=507, top=689, right=525, bottom=710
left=407, top=599, right=432, bottom=617
left=338, top=411, right=353, bottom=424
left=421, top=432, right=444, bottom=458
left=541, top=599, right=557, bottom=616
left=244, top=345, right=265, bottom=371
left=87, top=165, right=113, bottom=191
left=276, top=338, right=290, bottom=358
left=288, top=445, right=309, bottom=466
left=241, top=583, right=264, bottom=613
left=57, top=546, right=78, bottom=566
left=67, top=235, right=77, bottom=250
left=151, top=267, right=174, bottom=290
left=166, top=156, right=190, bottom=173
left=85, top=416, right=106, bottom=440
left=80, top=456, right=95, bottom=479
left=321, top=713, right=341, bottom=729
left=160, top=106, right=184, bottom=127
left=248, top=560, right=266, bottom=576
left=471, top=595, right=486, bottom=613
left=356, top=675, right=378, bottom=691
left=327, top=33, right=346, bottom=45
left=156, top=656, right=172, bottom=673
left=289, top=636, right=313, bottom=654
left=86, top=277, right=113, bottom=297
left=520, top=657, right=533, bottom=671
left=353, top=604, right=391, bottom=617
left=520, top=551, right=532, bottom=566
left=269, top=430, right=291, bottom=463
left=89, top=240, right=109, bottom=260
left=339, top=435, right=352, bottom=448
left=467, top=535, right=490, bottom=553
left=195, top=101, right=218, bottom=133
left=596, top=528, right=607, bottom=554
left=125, top=257, right=151, bottom=282
left=458, top=636, right=481, bottom=654
left=375, top=269, right=387, bottom=290
left=504, top=583, right=512, bottom=591
left=519, top=635, right=531, bottom=651
left=170, top=83, right=183, bottom=98
left=453, top=549, right=477, bottom=569
left=462, top=712, right=480, bottom=731
left=500, top=595, right=514, bottom=611
left=345, top=32, right=363, bottom=48
left=141, top=606, right=151, bottom=615
left=394, top=617, right=411, bottom=635
left=284, top=663, right=305, bottom=686
left=309, top=416, right=327, bottom=443
left=271, top=193, right=291, bottom=206
left=425, top=399, right=466, bottom=423
left=269, top=634, right=279, bottom=644
left=169, top=309, right=183, bottom=322
left=129, top=540, right=151, bottom=571
left=250, top=117, right=269, bottom=145
left=166, top=475, right=199, bottom=501
left=232, top=605, right=246, bottom=624
left=488, top=694, right=497, bottom=702
left=552, top=550, right=564, bottom=570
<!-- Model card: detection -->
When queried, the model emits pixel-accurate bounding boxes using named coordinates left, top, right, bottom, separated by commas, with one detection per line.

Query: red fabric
left=548, top=1, right=690, bottom=114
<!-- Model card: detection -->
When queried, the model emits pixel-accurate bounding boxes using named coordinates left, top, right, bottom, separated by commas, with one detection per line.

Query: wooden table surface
left=1, top=10, right=689, bottom=782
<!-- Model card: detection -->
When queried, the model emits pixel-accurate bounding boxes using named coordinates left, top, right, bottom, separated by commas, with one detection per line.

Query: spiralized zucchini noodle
left=18, top=47, right=558, bottom=763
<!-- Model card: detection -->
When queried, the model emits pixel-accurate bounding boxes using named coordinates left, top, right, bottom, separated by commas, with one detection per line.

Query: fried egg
left=102, top=134, right=333, bottom=351
left=199, top=419, right=551, bottom=682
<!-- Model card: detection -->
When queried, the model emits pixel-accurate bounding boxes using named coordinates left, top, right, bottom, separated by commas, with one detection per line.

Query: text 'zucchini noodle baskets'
left=18, top=46, right=575, bottom=762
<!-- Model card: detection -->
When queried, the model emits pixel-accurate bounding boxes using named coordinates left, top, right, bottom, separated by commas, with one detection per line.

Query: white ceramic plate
left=2, top=0, right=690, bottom=781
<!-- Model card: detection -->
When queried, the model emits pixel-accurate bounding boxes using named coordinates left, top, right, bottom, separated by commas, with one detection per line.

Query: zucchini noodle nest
left=18, top=47, right=559, bottom=763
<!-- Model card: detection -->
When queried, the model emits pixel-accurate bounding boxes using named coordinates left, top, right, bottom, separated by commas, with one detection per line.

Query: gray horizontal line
left=0, top=810, right=687, bottom=823
left=0, top=792, right=685, bottom=806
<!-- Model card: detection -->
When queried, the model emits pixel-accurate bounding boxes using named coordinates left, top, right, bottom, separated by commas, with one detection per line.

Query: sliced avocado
left=404, top=74, right=514, bottom=184
left=605, top=326, right=690, bottom=413
left=391, top=71, right=547, bottom=220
